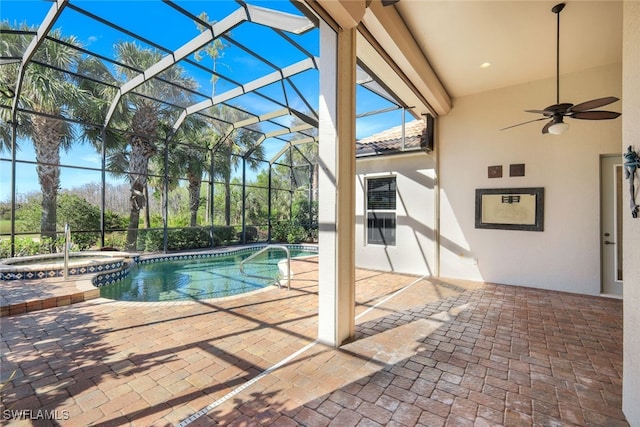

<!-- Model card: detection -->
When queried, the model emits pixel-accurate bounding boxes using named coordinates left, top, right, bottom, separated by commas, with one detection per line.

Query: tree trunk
left=205, top=185, right=210, bottom=224
left=143, top=185, right=150, bottom=228
left=126, top=106, right=157, bottom=251
left=126, top=139, right=155, bottom=251
left=161, top=188, right=166, bottom=227
left=126, top=205, right=141, bottom=251
left=312, top=162, right=319, bottom=204
left=33, top=116, right=63, bottom=249
left=224, top=177, right=231, bottom=226
left=188, top=172, right=201, bottom=227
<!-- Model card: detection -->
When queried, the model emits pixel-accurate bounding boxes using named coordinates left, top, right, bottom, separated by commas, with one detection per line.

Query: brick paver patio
left=0, top=257, right=626, bottom=426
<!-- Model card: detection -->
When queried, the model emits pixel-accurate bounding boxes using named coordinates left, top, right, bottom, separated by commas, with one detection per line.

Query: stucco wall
left=438, top=63, right=622, bottom=294
left=622, top=1, right=640, bottom=424
left=355, top=153, right=436, bottom=276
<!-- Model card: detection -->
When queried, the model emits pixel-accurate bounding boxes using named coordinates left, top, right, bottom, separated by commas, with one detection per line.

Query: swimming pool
left=98, top=246, right=317, bottom=302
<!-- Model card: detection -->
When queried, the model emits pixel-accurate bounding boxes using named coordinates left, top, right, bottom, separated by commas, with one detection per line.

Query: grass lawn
left=0, top=219, right=12, bottom=234
left=0, top=220, right=38, bottom=238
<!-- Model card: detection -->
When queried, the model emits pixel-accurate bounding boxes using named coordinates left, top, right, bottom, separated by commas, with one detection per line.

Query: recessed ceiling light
left=480, top=62, right=492, bottom=69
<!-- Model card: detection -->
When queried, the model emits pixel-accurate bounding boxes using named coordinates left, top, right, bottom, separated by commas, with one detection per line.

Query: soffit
left=394, top=0, right=623, bottom=98
left=326, top=0, right=622, bottom=118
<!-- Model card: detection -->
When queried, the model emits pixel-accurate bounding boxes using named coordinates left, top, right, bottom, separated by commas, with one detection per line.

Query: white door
left=601, top=155, right=623, bottom=297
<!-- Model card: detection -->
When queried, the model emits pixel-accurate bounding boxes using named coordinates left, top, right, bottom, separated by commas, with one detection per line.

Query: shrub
left=292, top=199, right=318, bottom=242
left=292, top=199, right=318, bottom=230
left=57, top=194, right=101, bottom=250
left=139, top=229, right=163, bottom=252
left=213, top=225, right=237, bottom=245
left=104, top=232, right=127, bottom=250
left=104, top=211, right=128, bottom=230
left=136, top=227, right=214, bottom=252
left=241, top=226, right=259, bottom=243
left=167, top=228, right=211, bottom=250
left=14, top=198, right=41, bottom=233
left=272, top=221, right=306, bottom=244
left=0, top=236, right=58, bottom=258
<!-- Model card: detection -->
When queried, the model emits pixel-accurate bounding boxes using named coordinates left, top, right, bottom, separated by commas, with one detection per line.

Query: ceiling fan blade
left=542, top=120, right=554, bottom=134
left=571, top=110, right=621, bottom=120
left=571, top=96, right=619, bottom=112
left=500, top=117, right=547, bottom=131
left=381, top=0, right=400, bottom=5
left=524, top=109, right=552, bottom=116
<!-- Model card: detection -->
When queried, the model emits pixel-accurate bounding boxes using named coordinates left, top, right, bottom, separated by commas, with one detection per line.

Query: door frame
left=600, top=154, right=623, bottom=298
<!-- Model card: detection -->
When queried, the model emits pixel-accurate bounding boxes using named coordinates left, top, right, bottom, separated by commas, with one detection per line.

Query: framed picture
left=475, top=187, right=544, bottom=231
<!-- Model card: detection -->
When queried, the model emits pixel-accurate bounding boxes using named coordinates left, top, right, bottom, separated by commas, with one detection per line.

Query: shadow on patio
left=0, top=258, right=627, bottom=426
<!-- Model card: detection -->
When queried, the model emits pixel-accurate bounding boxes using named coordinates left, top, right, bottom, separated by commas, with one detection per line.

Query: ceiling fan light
left=548, top=121, right=569, bottom=135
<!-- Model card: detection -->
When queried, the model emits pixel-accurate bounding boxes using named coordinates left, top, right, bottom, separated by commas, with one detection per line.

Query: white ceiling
left=394, top=1, right=623, bottom=99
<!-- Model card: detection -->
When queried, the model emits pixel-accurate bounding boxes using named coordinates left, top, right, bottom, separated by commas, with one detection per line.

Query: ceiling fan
left=502, top=3, right=620, bottom=135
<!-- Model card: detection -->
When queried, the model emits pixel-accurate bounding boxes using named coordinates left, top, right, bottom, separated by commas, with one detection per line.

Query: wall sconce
left=624, top=145, right=640, bottom=218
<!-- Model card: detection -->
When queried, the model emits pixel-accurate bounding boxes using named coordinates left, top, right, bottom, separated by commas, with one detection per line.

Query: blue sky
left=0, top=0, right=409, bottom=202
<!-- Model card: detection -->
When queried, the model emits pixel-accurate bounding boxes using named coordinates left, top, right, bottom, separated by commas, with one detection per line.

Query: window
left=366, top=176, right=396, bottom=246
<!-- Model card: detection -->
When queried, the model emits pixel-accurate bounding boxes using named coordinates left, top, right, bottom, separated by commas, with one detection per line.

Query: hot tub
left=0, top=251, right=131, bottom=281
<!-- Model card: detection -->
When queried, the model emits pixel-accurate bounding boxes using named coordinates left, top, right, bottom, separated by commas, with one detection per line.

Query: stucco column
left=622, top=1, right=640, bottom=424
left=317, top=20, right=357, bottom=346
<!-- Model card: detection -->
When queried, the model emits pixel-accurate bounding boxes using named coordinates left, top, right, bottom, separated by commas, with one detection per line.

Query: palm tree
left=194, top=12, right=265, bottom=229
left=173, top=119, right=217, bottom=227
left=194, top=12, right=229, bottom=99
left=149, top=115, right=211, bottom=228
left=212, top=112, right=265, bottom=226
left=285, top=114, right=319, bottom=203
left=192, top=12, right=242, bottom=227
left=77, top=42, right=197, bottom=250
left=0, top=22, right=86, bottom=243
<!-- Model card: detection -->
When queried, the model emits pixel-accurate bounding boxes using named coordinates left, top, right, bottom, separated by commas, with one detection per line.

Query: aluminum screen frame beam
left=172, top=56, right=318, bottom=131
left=103, top=4, right=315, bottom=129
left=10, top=0, right=69, bottom=121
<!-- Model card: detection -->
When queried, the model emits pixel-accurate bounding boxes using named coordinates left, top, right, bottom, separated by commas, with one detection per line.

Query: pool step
left=0, top=255, right=138, bottom=317
left=0, top=278, right=101, bottom=317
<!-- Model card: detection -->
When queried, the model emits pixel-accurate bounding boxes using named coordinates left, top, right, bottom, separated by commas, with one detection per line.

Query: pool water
left=99, top=248, right=315, bottom=302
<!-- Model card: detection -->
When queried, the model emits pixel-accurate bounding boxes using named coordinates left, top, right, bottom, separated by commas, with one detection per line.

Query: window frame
left=365, top=175, right=397, bottom=247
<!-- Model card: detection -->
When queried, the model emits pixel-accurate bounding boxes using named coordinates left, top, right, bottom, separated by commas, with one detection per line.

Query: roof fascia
left=315, top=0, right=366, bottom=30
left=360, top=1, right=452, bottom=116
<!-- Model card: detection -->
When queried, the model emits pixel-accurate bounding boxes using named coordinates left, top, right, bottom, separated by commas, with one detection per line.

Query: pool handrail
left=63, top=223, right=71, bottom=280
left=239, top=245, right=291, bottom=290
